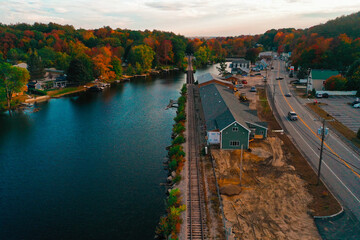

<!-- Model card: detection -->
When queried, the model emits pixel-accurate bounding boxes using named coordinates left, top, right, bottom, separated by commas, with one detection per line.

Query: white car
left=354, top=103, right=360, bottom=108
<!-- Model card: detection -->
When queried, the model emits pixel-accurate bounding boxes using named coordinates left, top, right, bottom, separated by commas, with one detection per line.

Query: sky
left=0, top=0, right=358, bottom=36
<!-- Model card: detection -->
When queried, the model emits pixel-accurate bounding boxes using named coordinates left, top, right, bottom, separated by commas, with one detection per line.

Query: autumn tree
left=158, top=39, right=174, bottom=65
left=0, top=63, right=30, bottom=114
left=324, top=74, right=347, bottom=91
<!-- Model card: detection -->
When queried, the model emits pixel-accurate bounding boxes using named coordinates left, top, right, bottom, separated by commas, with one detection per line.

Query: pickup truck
left=288, top=111, right=298, bottom=121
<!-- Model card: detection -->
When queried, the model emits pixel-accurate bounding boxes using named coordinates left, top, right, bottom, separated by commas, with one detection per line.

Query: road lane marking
left=276, top=61, right=360, bottom=179
left=276, top=103, right=360, bottom=204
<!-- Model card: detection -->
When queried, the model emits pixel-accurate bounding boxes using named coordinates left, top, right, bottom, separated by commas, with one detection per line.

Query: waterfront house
left=199, top=83, right=268, bottom=149
left=229, top=58, right=251, bottom=75
left=308, top=69, right=340, bottom=91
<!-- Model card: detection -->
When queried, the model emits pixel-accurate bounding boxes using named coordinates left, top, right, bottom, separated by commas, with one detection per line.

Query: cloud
left=145, top=1, right=186, bottom=11
left=0, top=0, right=357, bottom=36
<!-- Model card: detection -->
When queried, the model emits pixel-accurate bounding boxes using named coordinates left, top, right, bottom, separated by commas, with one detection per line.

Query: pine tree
left=27, top=50, right=44, bottom=81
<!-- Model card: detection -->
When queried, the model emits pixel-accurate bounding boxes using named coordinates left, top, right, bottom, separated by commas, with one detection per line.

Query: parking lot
left=318, top=96, right=360, bottom=133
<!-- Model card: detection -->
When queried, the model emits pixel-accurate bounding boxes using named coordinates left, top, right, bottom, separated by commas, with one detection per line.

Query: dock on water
left=165, top=99, right=178, bottom=109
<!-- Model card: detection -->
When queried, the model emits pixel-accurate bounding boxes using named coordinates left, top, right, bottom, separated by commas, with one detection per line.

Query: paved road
left=267, top=60, right=360, bottom=224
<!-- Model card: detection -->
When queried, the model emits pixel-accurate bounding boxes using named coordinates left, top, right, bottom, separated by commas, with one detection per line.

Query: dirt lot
left=212, top=138, right=321, bottom=240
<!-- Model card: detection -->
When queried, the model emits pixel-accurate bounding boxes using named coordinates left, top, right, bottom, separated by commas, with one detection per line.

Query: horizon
left=0, top=0, right=358, bottom=37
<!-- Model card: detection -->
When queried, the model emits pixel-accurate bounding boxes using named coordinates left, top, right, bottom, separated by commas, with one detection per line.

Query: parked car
left=351, top=100, right=360, bottom=106
left=255, top=73, right=262, bottom=76
left=235, top=84, right=244, bottom=89
left=322, top=93, right=329, bottom=98
left=250, top=86, right=256, bottom=92
left=316, top=93, right=323, bottom=98
left=288, top=111, right=298, bottom=121
left=353, top=103, right=360, bottom=108
left=242, top=80, right=247, bottom=84
left=276, top=77, right=284, bottom=80
left=285, top=92, right=291, bottom=97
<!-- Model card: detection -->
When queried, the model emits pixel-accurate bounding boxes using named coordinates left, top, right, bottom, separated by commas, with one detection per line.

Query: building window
left=230, top=141, right=240, bottom=146
left=232, top=127, right=238, bottom=132
left=259, top=131, right=264, bottom=135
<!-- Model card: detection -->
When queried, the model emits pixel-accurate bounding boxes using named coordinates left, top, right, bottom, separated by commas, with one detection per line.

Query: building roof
left=311, top=69, right=339, bottom=80
left=215, top=84, right=267, bottom=129
left=199, top=84, right=237, bottom=130
left=197, top=73, right=233, bottom=86
left=231, top=58, right=250, bottom=64
left=199, top=83, right=267, bottom=131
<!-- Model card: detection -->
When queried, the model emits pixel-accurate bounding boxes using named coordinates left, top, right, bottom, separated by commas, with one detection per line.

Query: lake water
left=0, top=64, right=219, bottom=240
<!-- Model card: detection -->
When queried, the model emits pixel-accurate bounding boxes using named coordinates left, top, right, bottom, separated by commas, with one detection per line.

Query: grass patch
left=47, top=86, right=85, bottom=97
left=307, top=103, right=360, bottom=149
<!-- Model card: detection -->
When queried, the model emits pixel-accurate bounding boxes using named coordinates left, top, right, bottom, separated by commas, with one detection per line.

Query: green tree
left=297, top=67, right=308, bottom=79
left=346, top=59, right=360, bottom=91
left=27, top=51, right=44, bottom=80
left=216, top=61, right=230, bottom=77
left=194, top=46, right=211, bottom=67
left=129, top=44, right=155, bottom=72
left=0, top=63, right=30, bottom=114
left=67, top=55, right=93, bottom=85
left=38, top=47, right=57, bottom=67
left=55, top=52, right=71, bottom=70
left=110, top=57, right=122, bottom=78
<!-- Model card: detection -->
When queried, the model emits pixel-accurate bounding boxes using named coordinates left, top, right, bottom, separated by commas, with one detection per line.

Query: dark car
left=285, top=92, right=291, bottom=97
left=322, top=93, right=329, bottom=98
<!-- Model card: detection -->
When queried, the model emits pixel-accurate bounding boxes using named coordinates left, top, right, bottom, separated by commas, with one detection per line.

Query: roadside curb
left=313, top=206, right=344, bottom=220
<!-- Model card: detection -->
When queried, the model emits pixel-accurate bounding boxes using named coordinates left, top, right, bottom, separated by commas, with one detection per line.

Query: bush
left=181, top=84, right=187, bottom=95
left=173, top=123, right=185, bottom=135
left=30, top=89, right=47, bottom=96
left=174, top=112, right=186, bottom=122
left=172, top=174, right=181, bottom=184
left=169, top=159, right=178, bottom=171
left=172, top=135, right=185, bottom=145
left=178, top=95, right=186, bottom=106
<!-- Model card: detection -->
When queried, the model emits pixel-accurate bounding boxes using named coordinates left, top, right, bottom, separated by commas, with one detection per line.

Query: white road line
left=275, top=98, right=360, bottom=204
left=279, top=74, right=360, bottom=163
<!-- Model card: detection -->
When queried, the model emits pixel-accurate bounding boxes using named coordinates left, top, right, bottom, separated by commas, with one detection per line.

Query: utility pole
left=239, top=144, right=243, bottom=186
left=317, top=118, right=326, bottom=185
left=306, top=68, right=311, bottom=96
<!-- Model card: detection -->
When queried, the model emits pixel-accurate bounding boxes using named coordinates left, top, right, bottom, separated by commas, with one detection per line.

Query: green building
left=199, top=83, right=268, bottom=149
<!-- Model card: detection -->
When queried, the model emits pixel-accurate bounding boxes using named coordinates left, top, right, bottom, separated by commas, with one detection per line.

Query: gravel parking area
left=318, top=96, right=360, bottom=133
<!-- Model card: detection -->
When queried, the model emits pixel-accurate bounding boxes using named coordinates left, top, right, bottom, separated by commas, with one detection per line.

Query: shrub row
left=156, top=84, right=187, bottom=240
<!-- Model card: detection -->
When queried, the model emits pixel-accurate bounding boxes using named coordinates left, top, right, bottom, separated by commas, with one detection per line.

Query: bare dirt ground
left=212, top=138, right=321, bottom=240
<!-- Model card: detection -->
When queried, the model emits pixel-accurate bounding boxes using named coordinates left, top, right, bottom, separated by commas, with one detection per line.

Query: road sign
left=317, top=127, right=329, bottom=136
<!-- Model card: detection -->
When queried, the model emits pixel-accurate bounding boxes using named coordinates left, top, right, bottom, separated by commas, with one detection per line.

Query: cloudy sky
left=0, top=0, right=358, bottom=36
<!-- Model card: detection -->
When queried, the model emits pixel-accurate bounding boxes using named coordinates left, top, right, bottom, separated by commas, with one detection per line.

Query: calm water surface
left=0, top=65, right=218, bottom=240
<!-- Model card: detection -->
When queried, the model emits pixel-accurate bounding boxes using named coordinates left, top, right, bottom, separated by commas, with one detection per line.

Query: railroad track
left=187, top=82, right=205, bottom=240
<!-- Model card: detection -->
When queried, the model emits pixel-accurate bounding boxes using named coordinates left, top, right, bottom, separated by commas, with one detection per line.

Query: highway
left=267, top=60, right=360, bottom=221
